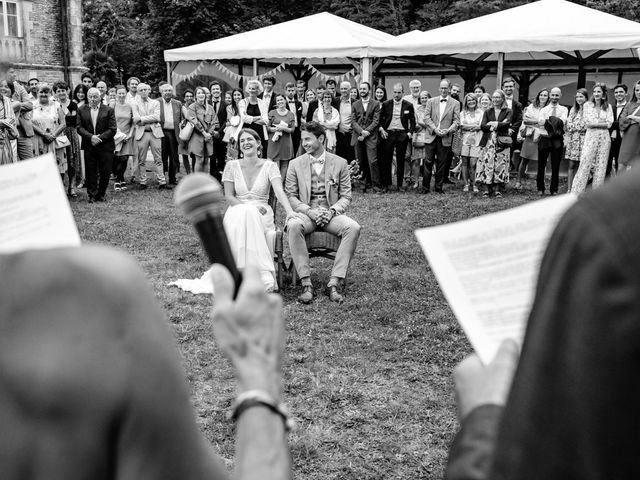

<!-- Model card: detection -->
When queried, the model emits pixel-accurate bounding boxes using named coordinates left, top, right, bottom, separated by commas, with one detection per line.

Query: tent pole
left=166, top=62, right=171, bottom=84
left=253, top=59, right=259, bottom=77
left=361, top=57, right=372, bottom=86
left=496, top=53, right=505, bottom=89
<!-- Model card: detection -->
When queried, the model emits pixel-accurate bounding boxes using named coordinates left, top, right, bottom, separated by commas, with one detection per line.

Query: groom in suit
left=422, top=79, right=460, bottom=193
left=285, top=121, right=361, bottom=305
left=76, top=87, right=117, bottom=203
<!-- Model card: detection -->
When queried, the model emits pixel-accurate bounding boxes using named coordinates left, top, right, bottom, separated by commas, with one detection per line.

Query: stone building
left=0, top=0, right=84, bottom=86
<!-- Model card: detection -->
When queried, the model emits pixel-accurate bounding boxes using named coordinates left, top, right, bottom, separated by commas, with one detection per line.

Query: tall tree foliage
left=82, top=0, right=640, bottom=85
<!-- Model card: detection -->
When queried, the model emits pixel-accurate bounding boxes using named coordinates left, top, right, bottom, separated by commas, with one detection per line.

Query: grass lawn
left=71, top=177, right=554, bottom=479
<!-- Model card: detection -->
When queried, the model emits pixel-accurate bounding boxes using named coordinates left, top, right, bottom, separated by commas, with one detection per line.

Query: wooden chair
left=289, top=231, right=343, bottom=288
left=268, top=190, right=286, bottom=291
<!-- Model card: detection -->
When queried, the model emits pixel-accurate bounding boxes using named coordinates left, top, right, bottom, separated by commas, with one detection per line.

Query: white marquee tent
left=370, top=0, right=640, bottom=86
left=164, top=12, right=394, bottom=82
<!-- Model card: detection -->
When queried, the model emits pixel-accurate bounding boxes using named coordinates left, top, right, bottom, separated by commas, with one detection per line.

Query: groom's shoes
left=327, top=285, right=344, bottom=304
left=297, top=285, right=314, bottom=304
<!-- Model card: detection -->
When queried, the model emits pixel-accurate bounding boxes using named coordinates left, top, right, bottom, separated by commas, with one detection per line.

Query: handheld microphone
left=174, top=173, right=242, bottom=297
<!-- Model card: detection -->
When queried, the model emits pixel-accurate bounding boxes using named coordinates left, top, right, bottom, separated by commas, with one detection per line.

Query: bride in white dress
left=170, top=128, right=302, bottom=293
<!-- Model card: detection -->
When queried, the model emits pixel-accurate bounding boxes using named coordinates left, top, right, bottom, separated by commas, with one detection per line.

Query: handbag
left=55, top=134, right=71, bottom=149
left=496, top=135, right=513, bottom=148
left=412, top=130, right=427, bottom=147
left=179, top=121, right=194, bottom=142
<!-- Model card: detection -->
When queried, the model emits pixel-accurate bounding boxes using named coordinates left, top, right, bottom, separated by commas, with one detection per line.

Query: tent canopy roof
left=370, top=0, right=640, bottom=57
left=164, top=12, right=394, bottom=62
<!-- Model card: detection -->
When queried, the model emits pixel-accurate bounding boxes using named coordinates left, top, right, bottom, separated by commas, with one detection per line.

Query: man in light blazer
left=422, top=79, right=460, bottom=193
left=133, top=82, right=168, bottom=190
left=379, top=83, right=416, bottom=191
left=351, top=81, right=381, bottom=191
left=76, top=88, right=117, bottom=202
left=286, top=122, right=361, bottom=305
left=159, top=83, right=182, bottom=186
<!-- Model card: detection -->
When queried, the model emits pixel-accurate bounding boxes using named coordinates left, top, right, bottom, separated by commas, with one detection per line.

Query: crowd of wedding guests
left=2, top=59, right=639, bottom=202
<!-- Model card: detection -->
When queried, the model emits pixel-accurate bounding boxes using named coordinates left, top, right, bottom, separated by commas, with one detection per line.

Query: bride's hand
left=258, top=206, right=267, bottom=215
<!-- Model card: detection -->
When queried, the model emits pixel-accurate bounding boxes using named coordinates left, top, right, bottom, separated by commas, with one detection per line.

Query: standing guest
left=285, top=121, right=361, bottom=305
left=571, top=83, right=614, bottom=194
left=5, top=64, right=34, bottom=160
left=618, top=80, right=640, bottom=170
left=607, top=83, right=627, bottom=176
left=27, top=78, right=39, bottom=102
left=284, top=82, right=303, bottom=154
left=515, top=88, right=549, bottom=189
left=305, top=82, right=326, bottom=122
left=421, top=79, right=460, bottom=194
left=537, top=87, right=568, bottom=196
left=159, top=83, right=182, bottom=186
left=351, top=81, right=381, bottom=192
left=112, top=85, right=134, bottom=190
left=238, top=79, right=268, bottom=153
left=403, top=79, right=421, bottom=106
left=564, top=88, right=588, bottom=191
left=476, top=89, right=512, bottom=198
left=259, top=76, right=277, bottom=113
left=459, top=93, right=483, bottom=193
left=32, top=83, right=67, bottom=184
left=267, top=93, right=295, bottom=178
left=54, top=81, right=81, bottom=197
left=73, top=84, right=88, bottom=107
left=502, top=77, right=523, bottom=170
left=301, top=89, right=316, bottom=127
left=478, top=93, right=492, bottom=111
left=473, top=84, right=486, bottom=96
left=296, top=78, right=307, bottom=101
left=379, top=83, right=416, bottom=191
left=325, top=79, right=337, bottom=97
left=132, top=82, right=169, bottom=190
left=223, top=88, right=244, bottom=152
left=374, top=85, right=387, bottom=103
left=107, top=87, right=117, bottom=108
left=411, top=91, right=431, bottom=191
left=96, top=81, right=108, bottom=105
left=76, top=87, right=117, bottom=202
left=203, top=87, right=212, bottom=106
left=210, top=80, right=227, bottom=180
left=313, top=91, right=340, bottom=154
left=125, top=76, right=139, bottom=104
left=0, top=78, right=18, bottom=165
left=349, top=87, right=358, bottom=101
left=403, top=79, right=422, bottom=188
left=334, top=81, right=355, bottom=163
left=186, top=86, right=217, bottom=174
left=81, top=72, right=94, bottom=89
left=179, top=89, right=195, bottom=174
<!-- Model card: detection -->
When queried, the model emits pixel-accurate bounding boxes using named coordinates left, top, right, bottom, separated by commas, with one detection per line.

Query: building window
left=1, top=1, right=21, bottom=37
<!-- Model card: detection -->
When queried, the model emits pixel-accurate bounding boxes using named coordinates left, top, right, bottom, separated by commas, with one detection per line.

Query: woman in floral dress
left=564, top=88, right=588, bottom=191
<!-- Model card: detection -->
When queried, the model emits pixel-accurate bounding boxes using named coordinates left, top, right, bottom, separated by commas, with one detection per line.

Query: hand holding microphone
left=174, top=173, right=242, bottom=297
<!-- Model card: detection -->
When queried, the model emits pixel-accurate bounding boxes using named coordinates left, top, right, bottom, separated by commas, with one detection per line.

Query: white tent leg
left=361, top=57, right=372, bottom=86
left=496, top=52, right=505, bottom=89
left=166, top=62, right=171, bottom=84
left=253, top=59, right=259, bottom=77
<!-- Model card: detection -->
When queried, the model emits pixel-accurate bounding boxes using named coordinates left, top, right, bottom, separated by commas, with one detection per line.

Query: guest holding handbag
left=267, top=94, right=295, bottom=179
left=313, top=91, right=340, bottom=154
left=54, top=81, right=80, bottom=197
left=459, top=93, right=483, bottom=193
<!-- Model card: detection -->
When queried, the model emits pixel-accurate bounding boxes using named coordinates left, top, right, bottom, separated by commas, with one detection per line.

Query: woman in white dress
left=221, top=128, right=302, bottom=290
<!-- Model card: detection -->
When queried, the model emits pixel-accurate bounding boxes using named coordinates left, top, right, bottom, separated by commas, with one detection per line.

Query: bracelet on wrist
left=229, top=390, right=294, bottom=431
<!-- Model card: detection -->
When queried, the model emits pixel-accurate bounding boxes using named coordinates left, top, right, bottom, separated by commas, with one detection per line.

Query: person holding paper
left=0, top=247, right=291, bottom=480
left=76, top=87, right=117, bottom=203
left=267, top=94, right=295, bottom=179
left=447, top=168, right=640, bottom=480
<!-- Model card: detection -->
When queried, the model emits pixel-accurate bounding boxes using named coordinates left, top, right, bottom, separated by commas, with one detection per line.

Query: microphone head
left=174, top=173, right=225, bottom=222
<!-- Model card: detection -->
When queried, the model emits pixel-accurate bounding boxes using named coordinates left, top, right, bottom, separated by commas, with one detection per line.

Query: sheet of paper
left=415, top=194, right=576, bottom=364
left=0, top=153, right=81, bottom=253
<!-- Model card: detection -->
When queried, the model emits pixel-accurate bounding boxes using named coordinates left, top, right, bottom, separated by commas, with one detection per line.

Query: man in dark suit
left=76, top=87, right=117, bottom=203
left=306, top=82, right=326, bottom=123
left=159, top=84, right=183, bottom=185
left=332, top=81, right=355, bottom=163
left=285, top=82, right=303, bottom=153
left=209, top=80, right=227, bottom=181
left=608, top=83, right=628, bottom=177
left=258, top=76, right=278, bottom=113
left=351, top=81, right=381, bottom=191
left=503, top=77, right=523, bottom=171
left=379, top=83, right=416, bottom=191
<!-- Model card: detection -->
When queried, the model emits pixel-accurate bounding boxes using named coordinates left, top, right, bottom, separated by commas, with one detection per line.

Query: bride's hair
left=237, top=128, right=263, bottom=158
